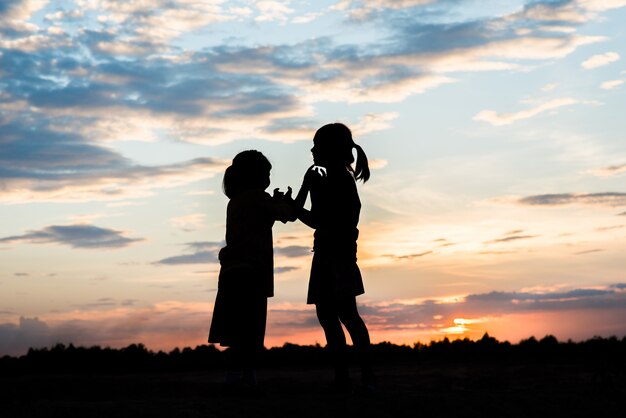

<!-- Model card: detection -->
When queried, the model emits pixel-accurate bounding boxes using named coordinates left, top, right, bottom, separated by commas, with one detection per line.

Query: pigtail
left=353, top=144, right=370, bottom=183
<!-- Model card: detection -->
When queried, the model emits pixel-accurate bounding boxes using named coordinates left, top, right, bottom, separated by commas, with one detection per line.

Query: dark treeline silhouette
left=1, top=333, right=625, bottom=376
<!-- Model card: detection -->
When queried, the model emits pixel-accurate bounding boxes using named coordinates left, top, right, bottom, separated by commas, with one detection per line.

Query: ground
left=2, top=359, right=623, bottom=418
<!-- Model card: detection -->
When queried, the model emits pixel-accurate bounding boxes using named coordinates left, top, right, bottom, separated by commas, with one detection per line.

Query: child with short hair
left=208, top=150, right=294, bottom=389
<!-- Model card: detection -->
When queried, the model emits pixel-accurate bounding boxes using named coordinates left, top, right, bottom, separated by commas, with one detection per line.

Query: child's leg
left=315, top=300, right=350, bottom=385
left=238, top=295, right=267, bottom=387
left=224, top=293, right=267, bottom=387
left=337, top=296, right=375, bottom=386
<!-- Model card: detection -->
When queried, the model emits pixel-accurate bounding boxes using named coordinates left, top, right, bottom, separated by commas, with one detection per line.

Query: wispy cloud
left=595, top=225, right=624, bottom=232
left=332, top=0, right=435, bottom=21
left=154, top=241, right=222, bottom=265
left=581, top=52, right=620, bottom=69
left=588, top=164, right=626, bottom=177
left=155, top=241, right=312, bottom=265
left=484, top=233, right=539, bottom=244
left=0, top=224, right=143, bottom=249
left=369, top=159, right=389, bottom=170
left=0, top=0, right=47, bottom=32
left=274, top=266, right=300, bottom=274
left=573, top=249, right=603, bottom=255
left=384, top=250, right=433, bottom=260
left=275, top=245, right=312, bottom=258
left=255, top=1, right=294, bottom=23
left=170, top=214, right=206, bottom=232
left=473, top=98, right=581, bottom=126
left=0, top=0, right=617, bottom=172
left=517, top=192, right=626, bottom=207
left=542, top=83, right=559, bottom=91
left=0, top=113, right=228, bottom=202
left=600, top=79, right=624, bottom=90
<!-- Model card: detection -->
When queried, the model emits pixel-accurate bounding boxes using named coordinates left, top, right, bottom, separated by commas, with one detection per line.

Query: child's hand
left=302, top=165, right=325, bottom=190
left=273, top=187, right=293, bottom=200
left=273, top=187, right=297, bottom=223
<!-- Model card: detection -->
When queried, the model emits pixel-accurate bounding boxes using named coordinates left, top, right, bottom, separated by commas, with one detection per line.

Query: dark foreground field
left=2, top=359, right=625, bottom=418
left=2, top=336, right=625, bottom=417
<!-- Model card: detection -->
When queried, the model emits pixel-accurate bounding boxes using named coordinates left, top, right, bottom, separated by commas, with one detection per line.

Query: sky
left=1, top=0, right=626, bottom=356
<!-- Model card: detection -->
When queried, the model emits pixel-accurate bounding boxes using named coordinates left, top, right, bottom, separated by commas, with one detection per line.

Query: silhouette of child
left=292, top=123, right=375, bottom=392
left=208, top=150, right=295, bottom=389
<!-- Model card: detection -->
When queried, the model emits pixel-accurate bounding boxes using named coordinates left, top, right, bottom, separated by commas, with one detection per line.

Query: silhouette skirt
left=208, top=267, right=268, bottom=348
left=307, top=252, right=365, bottom=305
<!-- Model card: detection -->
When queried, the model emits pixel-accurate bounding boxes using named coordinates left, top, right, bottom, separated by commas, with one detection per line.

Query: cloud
left=351, top=112, right=399, bottom=136
left=517, top=192, right=626, bottom=207
left=573, top=249, right=603, bottom=255
left=379, top=284, right=626, bottom=323
left=0, top=224, right=143, bottom=249
left=0, top=0, right=622, bottom=205
left=595, top=225, right=624, bottom=231
left=384, top=250, right=433, bottom=260
left=155, top=242, right=312, bottom=265
left=73, top=297, right=139, bottom=310
left=170, top=214, right=206, bottom=232
left=292, top=12, right=324, bottom=24
left=369, top=159, right=388, bottom=170
left=581, top=52, right=620, bottom=69
left=0, top=0, right=616, bottom=160
left=542, top=83, right=559, bottom=91
left=154, top=241, right=223, bottom=265
left=274, top=266, right=300, bottom=274
left=0, top=0, right=47, bottom=33
left=74, top=0, right=233, bottom=48
left=512, top=0, right=626, bottom=25
left=275, top=245, right=312, bottom=258
left=0, top=317, right=50, bottom=356
left=0, top=301, right=216, bottom=356
left=341, top=282, right=626, bottom=340
left=0, top=112, right=227, bottom=202
left=255, top=1, right=294, bottom=23
left=155, top=252, right=219, bottom=265
left=484, top=234, right=539, bottom=244
left=588, top=164, right=626, bottom=177
left=600, top=79, right=624, bottom=90
left=2, top=282, right=626, bottom=355
left=513, top=1, right=590, bottom=24
left=333, top=0, right=435, bottom=20
left=473, top=98, right=581, bottom=126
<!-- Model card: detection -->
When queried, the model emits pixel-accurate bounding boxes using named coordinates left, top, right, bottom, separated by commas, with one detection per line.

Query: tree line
left=1, top=333, right=625, bottom=375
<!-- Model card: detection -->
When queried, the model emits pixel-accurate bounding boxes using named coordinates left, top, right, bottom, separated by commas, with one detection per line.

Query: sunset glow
left=2, top=0, right=626, bottom=356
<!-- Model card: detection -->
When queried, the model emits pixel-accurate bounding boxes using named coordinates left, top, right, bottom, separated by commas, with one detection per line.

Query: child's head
left=312, top=123, right=370, bottom=182
left=222, top=150, right=272, bottom=198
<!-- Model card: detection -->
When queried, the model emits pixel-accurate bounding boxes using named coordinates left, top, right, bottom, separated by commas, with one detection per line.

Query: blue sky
left=1, top=0, right=626, bottom=355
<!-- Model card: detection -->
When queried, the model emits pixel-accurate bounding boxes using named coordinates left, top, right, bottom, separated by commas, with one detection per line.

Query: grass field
left=2, top=358, right=624, bottom=418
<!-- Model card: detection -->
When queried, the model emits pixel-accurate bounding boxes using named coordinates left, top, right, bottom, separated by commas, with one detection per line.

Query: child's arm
left=294, top=165, right=323, bottom=229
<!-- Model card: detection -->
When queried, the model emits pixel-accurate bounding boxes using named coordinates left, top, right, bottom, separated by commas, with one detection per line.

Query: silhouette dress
left=209, top=188, right=294, bottom=348
left=305, top=166, right=364, bottom=305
